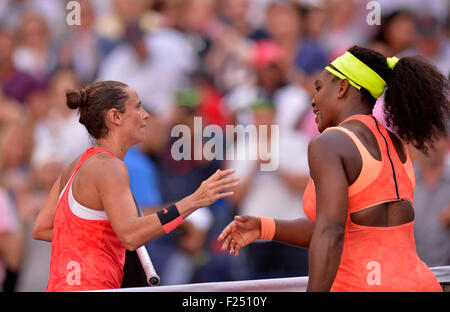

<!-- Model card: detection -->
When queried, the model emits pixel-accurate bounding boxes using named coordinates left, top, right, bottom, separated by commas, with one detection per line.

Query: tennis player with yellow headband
left=219, top=45, right=450, bottom=291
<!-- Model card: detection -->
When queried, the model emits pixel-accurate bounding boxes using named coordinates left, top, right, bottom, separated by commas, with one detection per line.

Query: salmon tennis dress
left=302, top=114, right=442, bottom=292
left=46, top=147, right=126, bottom=291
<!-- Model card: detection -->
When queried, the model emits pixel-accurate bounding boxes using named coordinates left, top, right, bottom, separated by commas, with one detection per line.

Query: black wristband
left=157, top=204, right=183, bottom=233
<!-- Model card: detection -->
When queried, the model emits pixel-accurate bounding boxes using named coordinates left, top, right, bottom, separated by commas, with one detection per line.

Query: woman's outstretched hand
left=190, top=169, right=239, bottom=208
left=176, top=169, right=239, bottom=220
left=217, top=215, right=261, bottom=256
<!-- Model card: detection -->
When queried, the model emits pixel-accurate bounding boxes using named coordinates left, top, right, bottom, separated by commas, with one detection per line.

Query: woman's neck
left=336, top=104, right=372, bottom=126
left=95, top=137, right=130, bottom=160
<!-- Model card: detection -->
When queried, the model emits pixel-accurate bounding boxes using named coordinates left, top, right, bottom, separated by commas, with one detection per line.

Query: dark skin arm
left=219, top=131, right=351, bottom=291
left=218, top=215, right=315, bottom=256
left=218, top=131, right=349, bottom=291
left=306, top=132, right=348, bottom=292
left=273, top=218, right=315, bottom=247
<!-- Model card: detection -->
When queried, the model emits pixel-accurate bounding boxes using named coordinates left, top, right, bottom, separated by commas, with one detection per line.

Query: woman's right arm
left=273, top=218, right=315, bottom=247
left=218, top=215, right=315, bottom=256
left=32, top=174, right=61, bottom=242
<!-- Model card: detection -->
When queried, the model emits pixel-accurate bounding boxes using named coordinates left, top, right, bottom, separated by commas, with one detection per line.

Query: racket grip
left=136, top=246, right=160, bottom=286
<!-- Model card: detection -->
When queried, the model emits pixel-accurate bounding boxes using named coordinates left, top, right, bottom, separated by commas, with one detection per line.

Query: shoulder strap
left=78, top=147, right=116, bottom=167
left=61, top=147, right=116, bottom=199
left=323, top=126, right=383, bottom=196
left=323, top=126, right=374, bottom=162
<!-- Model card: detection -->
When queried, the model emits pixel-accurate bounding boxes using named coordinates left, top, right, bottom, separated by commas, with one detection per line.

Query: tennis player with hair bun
left=219, top=45, right=449, bottom=292
left=33, top=81, right=239, bottom=291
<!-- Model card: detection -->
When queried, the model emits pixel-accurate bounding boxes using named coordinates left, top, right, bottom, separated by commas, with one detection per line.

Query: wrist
left=258, top=216, right=275, bottom=241
left=175, top=195, right=196, bottom=217
left=158, top=203, right=184, bottom=234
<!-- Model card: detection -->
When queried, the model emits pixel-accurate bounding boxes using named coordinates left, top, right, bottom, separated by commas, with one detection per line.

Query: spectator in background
left=220, top=0, right=271, bottom=42
left=369, top=10, right=417, bottom=57
left=26, top=88, right=49, bottom=127
left=225, top=38, right=314, bottom=141
left=0, top=188, right=23, bottom=292
left=178, top=0, right=217, bottom=61
left=414, top=135, right=450, bottom=267
left=319, top=0, right=367, bottom=60
left=377, top=0, right=449, bottom=25
left=264, top=1, right=309, bottom=74
left=0, top=88, right=23, bottom=127
left=111, top=0, right=153, bottom=25
left=200, top=1, right=326, bottom=129
left=13, top=12, right=58, bottom=84
left=415, top=14, right=450, bottom=77
left=154, top=0, right=184, bottom=30
left=0, top=121, right=35, bottom=220
left=206, top=0, right=267, bottom=92
left=262, top=1, right=327, bottom=135
left=0, top=122, right=33, bottom=291
left=0, top=121, right=41, bottom=231
left=148, top=90, right=221, bottom=285
left=0, top=27, right=42, bottom=105
left=225, top=100, right=309, bottom=280
left=31, top=69, right=91, bottom=173
left=0, top=0, right=25, bottom=31
left=0, top=121, right=51, bottom=292
left=59, top=0, right=119, bottom=84
left=225, top=40, right=286, bottom=126
left=97, top=20, right=198, bottom=121
left=190, top=71, right=230, bottom=129
left=0, top=0, right=66, bottom=39
left=301, top=2, right=326, bottom=42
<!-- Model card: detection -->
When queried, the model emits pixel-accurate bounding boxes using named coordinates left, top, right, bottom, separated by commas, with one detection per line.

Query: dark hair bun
left=66, top=89, right=87, bottom=109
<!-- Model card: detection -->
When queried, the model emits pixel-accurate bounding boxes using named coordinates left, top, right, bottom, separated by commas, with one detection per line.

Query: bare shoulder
left=84, top=153, right=130, bottom=188
left=308, top=130, right=353, bottom=158
left=307, top=129, right=361, bottom=183
left=387, top=130, right=405, bottom=152
left=86, top=152, right=126, bottom=170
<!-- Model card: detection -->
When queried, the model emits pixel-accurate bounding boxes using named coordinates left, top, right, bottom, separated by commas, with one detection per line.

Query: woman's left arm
left=306, top=133, right=349, bottom=292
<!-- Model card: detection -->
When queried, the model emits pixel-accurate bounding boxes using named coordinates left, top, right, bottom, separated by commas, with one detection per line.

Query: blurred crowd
left=0, top=0, right=449, bottom=291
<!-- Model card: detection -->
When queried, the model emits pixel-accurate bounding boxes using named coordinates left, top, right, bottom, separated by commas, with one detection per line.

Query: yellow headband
left=325, top=51, right=387, bottom=99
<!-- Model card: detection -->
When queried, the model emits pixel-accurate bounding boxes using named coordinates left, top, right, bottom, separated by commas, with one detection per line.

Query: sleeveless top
left=302, top=114, right=442, bottom=292
left=46, top=147, right=126, bottom=291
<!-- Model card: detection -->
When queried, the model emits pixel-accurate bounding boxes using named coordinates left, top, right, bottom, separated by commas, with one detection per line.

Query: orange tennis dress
left=303, top=114, right=442, bottom=292
left=46, top=147, right=126, bottom=291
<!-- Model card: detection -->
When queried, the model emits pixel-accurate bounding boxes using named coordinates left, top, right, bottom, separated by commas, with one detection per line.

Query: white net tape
left=96, top=266, right=450, bottom=292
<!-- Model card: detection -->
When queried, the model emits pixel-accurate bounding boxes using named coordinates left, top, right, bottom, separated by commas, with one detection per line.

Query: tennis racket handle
left=136, top=246, right=160, bottom=286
